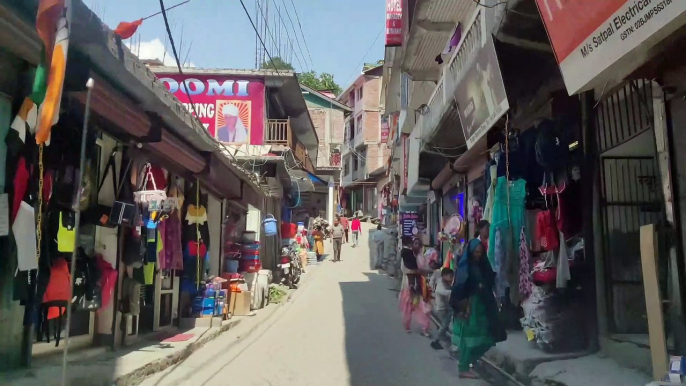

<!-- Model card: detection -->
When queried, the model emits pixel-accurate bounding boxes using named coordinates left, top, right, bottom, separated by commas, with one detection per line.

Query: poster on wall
left=534, top=0, right=686, bottom=94
left=386, top=0, right=402, bottom=47
left=400, top=211, right=419, bottom=237
left=159, top=75, right=265, bottom=145
left=454, top=35, right=509, bottom=149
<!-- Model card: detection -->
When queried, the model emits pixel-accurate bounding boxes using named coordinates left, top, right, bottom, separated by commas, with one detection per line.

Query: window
left=357, top=86, right=364, bottom=101
left=349, top=119, right=355, bottom=141
left=356, top=115, right=363, bottom=136
left=353, top=155, right=358, bottom=172
left=344, top=158, right=350, bottom=176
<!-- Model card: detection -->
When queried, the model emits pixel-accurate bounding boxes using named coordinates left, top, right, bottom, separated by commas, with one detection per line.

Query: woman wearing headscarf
left=450, top=238, right=506, bottom=379
left=399, top=237, right=432, bottom=335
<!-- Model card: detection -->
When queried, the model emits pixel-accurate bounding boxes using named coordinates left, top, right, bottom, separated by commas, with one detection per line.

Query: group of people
left=398, top=220, right=505, bottom=379
left=328, top=215, right=362, bottom=262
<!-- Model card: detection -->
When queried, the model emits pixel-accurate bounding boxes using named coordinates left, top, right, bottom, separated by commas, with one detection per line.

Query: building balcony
left=401, top=0, right=476, bottom=81
left=414, top=6, right=482, bottom=156
left=264, top=119, right=290, bottom=145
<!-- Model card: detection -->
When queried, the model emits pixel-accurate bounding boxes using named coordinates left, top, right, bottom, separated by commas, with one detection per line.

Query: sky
left=95, top=0, right=387, bottom=91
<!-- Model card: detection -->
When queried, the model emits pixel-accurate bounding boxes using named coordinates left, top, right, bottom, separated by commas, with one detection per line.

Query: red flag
left=114, top=19, right=143, bottom=39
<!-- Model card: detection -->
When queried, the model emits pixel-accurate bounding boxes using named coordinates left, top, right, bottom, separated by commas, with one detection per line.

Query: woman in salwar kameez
left=451, top=238, right=506, bottom=379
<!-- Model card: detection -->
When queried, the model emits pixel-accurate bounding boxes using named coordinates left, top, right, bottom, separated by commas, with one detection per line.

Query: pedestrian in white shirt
left=372, top=225, right=385, bottom=269
left=431, top=267, right=454, bottom=349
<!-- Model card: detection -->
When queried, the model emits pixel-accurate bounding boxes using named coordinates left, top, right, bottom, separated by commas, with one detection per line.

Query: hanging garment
left=185, top=204, right=207, bottom=225
left=42, top=258, right=71, bottom=320
left=494, top=228, right=508, bottom=299
left=556, top=231, right=571, bottom=288
left=487, top=177, right=526, bottom=268
left=163, top=212, right=183, bottom=270
left=536, top=210, right=559, bottom=252
left=13, top=201, right=37, bottom=271
left=519, top=227, right=533, bottom=300
left=483, top=162, right=498, bottom=223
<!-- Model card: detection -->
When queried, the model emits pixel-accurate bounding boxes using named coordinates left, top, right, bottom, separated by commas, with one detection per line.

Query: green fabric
left=453, top=294, right=496, bottom=372
left=487, top=177, right=526, bottom=268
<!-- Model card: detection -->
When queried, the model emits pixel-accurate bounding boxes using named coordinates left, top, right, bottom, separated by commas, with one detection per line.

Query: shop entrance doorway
left=597, top=80, right=667, bottom=335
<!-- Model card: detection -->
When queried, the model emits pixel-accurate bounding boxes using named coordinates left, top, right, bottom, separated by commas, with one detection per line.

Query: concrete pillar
left=328, top=179, right=335, bottom=225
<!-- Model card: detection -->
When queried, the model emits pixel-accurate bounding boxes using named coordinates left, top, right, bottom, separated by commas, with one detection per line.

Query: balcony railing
left=265, top=119, right=290, bottom=144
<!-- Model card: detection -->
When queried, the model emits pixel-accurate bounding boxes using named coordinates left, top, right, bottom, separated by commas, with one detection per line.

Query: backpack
left=535, top=120, right=568, bottom=171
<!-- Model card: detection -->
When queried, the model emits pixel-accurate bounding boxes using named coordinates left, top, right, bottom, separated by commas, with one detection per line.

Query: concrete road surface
left=140, top=224, right=488, bottom=386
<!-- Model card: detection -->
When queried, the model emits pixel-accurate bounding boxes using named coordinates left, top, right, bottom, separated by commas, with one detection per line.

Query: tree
left=299, top=71, right=342, bottom=96
left=260, top=56, right=294, bottom=71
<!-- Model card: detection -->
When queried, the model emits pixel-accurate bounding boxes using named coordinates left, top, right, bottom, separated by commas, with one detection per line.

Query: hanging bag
left=536, top=209, right=559, bottom=252
left=108, top=155, right=137, bottom=227
left=83, top=149, right=120, bottom=227
left=134, top=163, right=166, bottom=211
left=263, top=214, right=278, bottom=236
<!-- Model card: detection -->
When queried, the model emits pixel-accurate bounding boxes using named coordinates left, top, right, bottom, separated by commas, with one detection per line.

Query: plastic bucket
left=263, top=215, right=278, bottom=237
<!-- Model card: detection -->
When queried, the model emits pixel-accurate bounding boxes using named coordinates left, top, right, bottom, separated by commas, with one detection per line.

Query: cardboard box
left=228, top=291, right=252, bottom=316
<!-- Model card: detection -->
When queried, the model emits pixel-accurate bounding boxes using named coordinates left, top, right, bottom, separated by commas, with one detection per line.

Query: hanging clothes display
left=487, top=177, right=527, bottom=305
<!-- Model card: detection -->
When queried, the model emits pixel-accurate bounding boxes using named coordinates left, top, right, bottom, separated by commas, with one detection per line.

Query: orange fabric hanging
left=114, top=19, right=143, bottom=39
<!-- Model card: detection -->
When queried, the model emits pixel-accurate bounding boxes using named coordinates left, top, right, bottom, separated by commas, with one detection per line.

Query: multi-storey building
left=338, top=63, right=390, bottom=217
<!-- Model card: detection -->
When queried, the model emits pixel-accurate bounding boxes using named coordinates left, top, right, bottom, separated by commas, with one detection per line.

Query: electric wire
left=240, top=0, right=282, bottom=77
left=287, top=0, right=314, bottom=71
left=269, top=0, right=310, bottom=71
left=343, top=26, right=383, bottom=88
left=254, top=0, right=304, bottom=71
left=279, top=0, right=312, bottom=70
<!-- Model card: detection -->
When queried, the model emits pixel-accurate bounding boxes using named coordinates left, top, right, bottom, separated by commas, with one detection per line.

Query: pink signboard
left=386, top=0, right=402, bottom=47
left=158, top=75, right=265, bottom=145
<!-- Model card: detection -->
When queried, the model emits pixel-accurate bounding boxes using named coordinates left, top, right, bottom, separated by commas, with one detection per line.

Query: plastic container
left=242, top=231, right=257, bottom=243
left=263, top=215, right=278, bottom=236
left=223, top=259, right=239, bottom=273
left=239, top=259, right=262, bottom=273
left=281, top=222, right=296, bottom=239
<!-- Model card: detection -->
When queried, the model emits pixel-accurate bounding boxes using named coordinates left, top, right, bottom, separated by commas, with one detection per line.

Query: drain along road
left=140, top=224, right=486, bottom=386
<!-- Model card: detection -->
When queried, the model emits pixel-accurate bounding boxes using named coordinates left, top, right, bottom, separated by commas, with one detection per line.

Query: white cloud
left=126, top=38, right=195, bottom=67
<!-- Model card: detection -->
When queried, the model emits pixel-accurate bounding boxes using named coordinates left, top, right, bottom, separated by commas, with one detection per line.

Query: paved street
left=140, top=224, right=487, bottom=386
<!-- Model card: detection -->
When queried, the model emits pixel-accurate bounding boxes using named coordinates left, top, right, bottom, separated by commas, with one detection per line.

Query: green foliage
left=299, top=71, right=342, bottom=96
left=261, top=56, right=295, bottom=71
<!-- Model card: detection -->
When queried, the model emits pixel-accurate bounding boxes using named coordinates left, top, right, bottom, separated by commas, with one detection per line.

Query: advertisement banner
left=454, top=36, right=509, bottom=149
left=381, top=115, right=390, bottom=143
left=386, top=0, right=402, bottom=47
left=402, top=134, right=409, bottom=194
left=400, top=211, right=419, bottom=237
left=159, top=75, right=265, bottom=145
left=535, top=0, right=686, bottom=94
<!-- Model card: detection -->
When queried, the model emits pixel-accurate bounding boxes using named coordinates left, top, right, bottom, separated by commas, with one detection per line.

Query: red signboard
left=535, top=0, right=686, bottom=94
left=159, top=75, right=265, bottom=145
left=381, top=115, right=390, bottom=143
left=386, top=0, right=402, bottom=47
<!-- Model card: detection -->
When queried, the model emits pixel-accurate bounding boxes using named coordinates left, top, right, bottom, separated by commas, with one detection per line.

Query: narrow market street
left=140, top=224, right=486, bottom=386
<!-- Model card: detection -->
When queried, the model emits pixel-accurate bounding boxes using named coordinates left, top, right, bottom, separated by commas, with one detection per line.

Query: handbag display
left=536, top=210, right=559, bottom=252
left=109, top=154, right=136, bottom=227
left=82, top=149, right=119, bottom=227
left=134, top=163, right=166, bottom=211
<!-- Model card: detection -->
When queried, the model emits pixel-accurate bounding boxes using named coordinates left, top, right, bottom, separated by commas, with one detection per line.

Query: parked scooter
left=276, top=244, right=302, bottom=288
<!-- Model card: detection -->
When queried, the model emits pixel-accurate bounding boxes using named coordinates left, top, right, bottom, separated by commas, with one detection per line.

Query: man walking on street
left=351, top=217, right=362, bottom=247
left=372, top=224, right=385, bottom=269
left=339, top=215, right=349, bottom=244
left=330, top=218, right=345, bottom=262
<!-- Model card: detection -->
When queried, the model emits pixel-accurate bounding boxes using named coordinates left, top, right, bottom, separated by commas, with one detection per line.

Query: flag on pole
left=114, top=19, right=143, bottom=39
left=34, top=0, right=71, bottom=145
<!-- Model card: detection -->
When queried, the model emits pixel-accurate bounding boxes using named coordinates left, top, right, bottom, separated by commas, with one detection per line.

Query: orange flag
left=114, top=19, right=143, bottom=39
left=35, top=0, right=70, bottom=145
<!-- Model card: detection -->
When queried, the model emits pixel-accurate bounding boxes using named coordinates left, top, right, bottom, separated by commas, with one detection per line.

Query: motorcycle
left=276, top=244, right=302, bottom=288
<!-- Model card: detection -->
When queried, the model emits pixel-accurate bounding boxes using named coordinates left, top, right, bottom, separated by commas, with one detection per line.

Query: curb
left=429, top=313, right=525, bottom=386
left=118, top=266, right=322, bottom=386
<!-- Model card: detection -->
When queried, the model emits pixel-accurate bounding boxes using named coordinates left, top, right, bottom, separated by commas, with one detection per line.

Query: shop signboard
left=159, top=75, right=265, bottom=145
left=386, top=0, right=402, bottom=47
left=381, top=115, right=390, bottom=143
left=400, top=211, right=419, bottom=237
left=402, top=134, right=409, bottom=194
left=454, top=36, right=509, bottom=149
left=535, top=0, right=686, bottom=95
